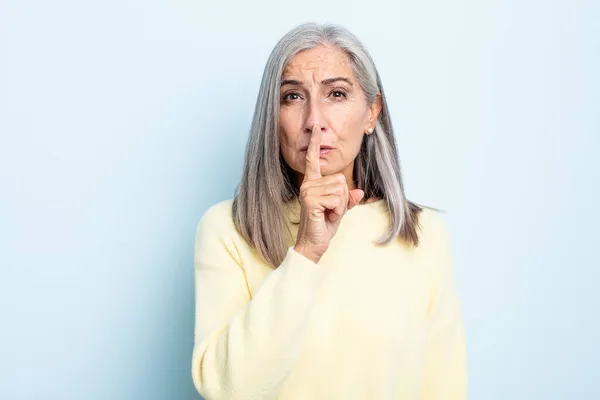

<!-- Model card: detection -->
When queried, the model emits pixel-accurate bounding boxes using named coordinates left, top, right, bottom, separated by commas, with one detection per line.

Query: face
left=278, top=45, right=381, bottom=186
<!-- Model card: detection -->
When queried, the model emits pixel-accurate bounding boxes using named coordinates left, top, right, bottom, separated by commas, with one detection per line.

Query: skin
left=279, top=44, right=382, bottom=197
left=279, top=45, right=383, bottom=263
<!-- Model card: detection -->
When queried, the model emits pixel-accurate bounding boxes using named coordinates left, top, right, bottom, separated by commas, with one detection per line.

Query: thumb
left=347, top=189, right=365, bottom=210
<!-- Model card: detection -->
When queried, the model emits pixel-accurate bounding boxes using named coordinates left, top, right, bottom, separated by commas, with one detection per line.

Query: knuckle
left=303, top=198, right=315, bottom=210
left=300, top=186, right=310, bottom=199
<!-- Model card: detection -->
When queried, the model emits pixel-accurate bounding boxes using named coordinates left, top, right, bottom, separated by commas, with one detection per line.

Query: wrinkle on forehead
left=282, top=46, right=354, bottom=82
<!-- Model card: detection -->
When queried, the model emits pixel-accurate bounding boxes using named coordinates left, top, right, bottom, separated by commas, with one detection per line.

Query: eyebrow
left=280, top=77, right=354, bottom=87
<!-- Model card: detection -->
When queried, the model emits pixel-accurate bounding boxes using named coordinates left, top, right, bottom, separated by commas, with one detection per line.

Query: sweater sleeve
left=421, top=212, right=468, bottom=399
left=190, top=204, right=324, bottom=400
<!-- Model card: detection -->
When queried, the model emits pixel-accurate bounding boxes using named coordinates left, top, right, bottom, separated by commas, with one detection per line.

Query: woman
left=191, top=22, right=467, bottom=400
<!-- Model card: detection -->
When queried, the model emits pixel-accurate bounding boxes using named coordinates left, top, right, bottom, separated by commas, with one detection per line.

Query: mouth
left=300, top=145, right=334, bottom=152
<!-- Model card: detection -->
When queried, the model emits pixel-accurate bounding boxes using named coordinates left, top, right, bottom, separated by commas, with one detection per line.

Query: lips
left=300, top=145, right=334, bottom=151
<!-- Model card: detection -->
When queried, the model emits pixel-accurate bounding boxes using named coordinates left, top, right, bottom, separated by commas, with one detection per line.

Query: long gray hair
left=233, top=22, right=432, bottom=268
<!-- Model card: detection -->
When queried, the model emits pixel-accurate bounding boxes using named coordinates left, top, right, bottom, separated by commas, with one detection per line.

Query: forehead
left=282, top=45, right=355, bottom=80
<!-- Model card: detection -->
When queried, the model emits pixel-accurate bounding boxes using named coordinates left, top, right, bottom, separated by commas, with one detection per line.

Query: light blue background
left=1, top=0, right=598, bottom=399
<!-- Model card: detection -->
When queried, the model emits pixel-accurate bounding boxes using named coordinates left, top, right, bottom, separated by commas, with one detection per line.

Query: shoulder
left=414, top=207, right=453, bottom=257
left=197, top=198, right=235, bottom=231
left=194, top=198, right=242, bottom=265
left=195, top=198, right=237, bottom=245
left=414, top=207, right=455, bottom=282
left=417, top=207, right=450, bottom=239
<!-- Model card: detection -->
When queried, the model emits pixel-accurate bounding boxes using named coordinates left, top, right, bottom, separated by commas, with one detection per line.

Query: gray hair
left=233, top=22, right=433, bottom=268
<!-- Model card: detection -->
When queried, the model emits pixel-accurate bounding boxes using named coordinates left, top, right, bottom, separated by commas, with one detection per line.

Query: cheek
left=279, top=130, right=293, bottom=158
left=279, top=110, right=302, bottom=169
left=329, top=105, right=367, bottom=150
left=280, top=107, right=304, bottom=131
left=328, top=99, right=367, bottom=133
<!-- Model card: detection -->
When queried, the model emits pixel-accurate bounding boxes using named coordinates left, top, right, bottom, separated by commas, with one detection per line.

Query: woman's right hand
left=293, top=125, right=365, bottom=264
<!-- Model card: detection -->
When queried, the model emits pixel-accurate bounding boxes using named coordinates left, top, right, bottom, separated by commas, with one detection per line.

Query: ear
left=370, top=92, right=382, bottom=118
left=366, top=92, right=382, bottom=132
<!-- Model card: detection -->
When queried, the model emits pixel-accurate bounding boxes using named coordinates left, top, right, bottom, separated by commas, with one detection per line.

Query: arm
left=421, top=212, right=468, bottom=399
left=191, top=204, right=324, bottom=400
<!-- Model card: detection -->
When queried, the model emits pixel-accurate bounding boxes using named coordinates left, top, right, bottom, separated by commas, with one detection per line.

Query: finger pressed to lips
left=304, top=125, right=322, bottom=180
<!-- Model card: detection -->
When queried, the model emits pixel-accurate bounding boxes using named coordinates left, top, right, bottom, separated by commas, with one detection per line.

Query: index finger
left=304, top=125, right=322, bottom=181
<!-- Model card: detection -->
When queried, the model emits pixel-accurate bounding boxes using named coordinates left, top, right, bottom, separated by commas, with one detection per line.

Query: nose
left=303, top=98, right=327, bottom=134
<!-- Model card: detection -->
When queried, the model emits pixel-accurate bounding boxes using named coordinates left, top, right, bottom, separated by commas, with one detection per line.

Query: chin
left=314, top=164, right=340, bottom=176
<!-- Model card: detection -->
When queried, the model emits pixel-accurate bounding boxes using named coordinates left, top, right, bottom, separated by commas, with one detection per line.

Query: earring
left=366, top=127, right=374, bottom=134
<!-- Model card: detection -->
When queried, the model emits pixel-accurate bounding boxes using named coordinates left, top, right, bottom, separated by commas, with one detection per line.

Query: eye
left=330, top=89, right=347, bottom=99
left=282, top=92, right=302, bottom=102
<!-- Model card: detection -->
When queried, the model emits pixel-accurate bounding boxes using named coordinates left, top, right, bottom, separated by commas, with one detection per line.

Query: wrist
left=293, top=244, right=322, bottom=264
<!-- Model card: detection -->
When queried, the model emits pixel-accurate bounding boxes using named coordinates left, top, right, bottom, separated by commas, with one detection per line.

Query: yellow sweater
left=191, top=198, right=468, bottom=400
